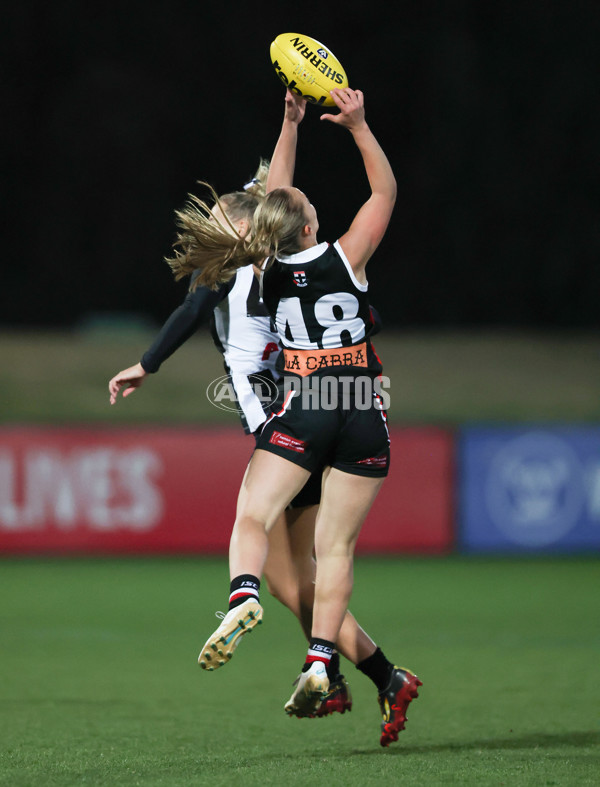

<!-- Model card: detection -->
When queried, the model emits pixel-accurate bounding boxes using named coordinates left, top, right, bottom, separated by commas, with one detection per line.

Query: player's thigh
left=314, top=467, right=384, bottom=557
left=240, top=448, right=311, bottom=529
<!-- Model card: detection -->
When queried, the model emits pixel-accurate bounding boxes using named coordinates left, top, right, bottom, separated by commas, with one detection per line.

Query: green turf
left=1, top=329, right=599, bottom=424
left=1, top=557, right=598, bottom=786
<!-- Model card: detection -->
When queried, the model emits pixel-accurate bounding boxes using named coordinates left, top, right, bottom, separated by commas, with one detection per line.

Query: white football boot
left=198, top=599, right=263, bottom=670
left=284, top=661, right=330, bottom=717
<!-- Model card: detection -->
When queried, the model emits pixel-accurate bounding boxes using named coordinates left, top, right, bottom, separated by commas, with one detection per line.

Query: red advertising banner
left=360, top=427, right=454, bottom=553
left=0, top=426, right=453, bottom=554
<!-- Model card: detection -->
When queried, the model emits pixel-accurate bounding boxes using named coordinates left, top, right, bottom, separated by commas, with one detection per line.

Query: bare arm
left=321, top=89, right=396, bottom=278
left=265, top=90, right=307, bottom=193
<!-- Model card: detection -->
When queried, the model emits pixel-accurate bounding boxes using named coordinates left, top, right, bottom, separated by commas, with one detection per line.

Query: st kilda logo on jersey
left=293, top=270, right=308, bottom=287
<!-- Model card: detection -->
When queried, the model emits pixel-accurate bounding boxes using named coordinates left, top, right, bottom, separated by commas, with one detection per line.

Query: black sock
left=326, top=651, right=341, bottom=681
left=228, top=574, right=260, bottom=610
left=356, top=647, right=395, bottom=692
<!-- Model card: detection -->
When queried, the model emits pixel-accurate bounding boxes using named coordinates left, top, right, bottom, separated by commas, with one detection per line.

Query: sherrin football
left=270, top=33, right=349, bottom=106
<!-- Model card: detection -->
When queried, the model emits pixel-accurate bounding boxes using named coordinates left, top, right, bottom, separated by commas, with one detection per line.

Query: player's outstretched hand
left=284, top=88, right=307, bottom=125
left=320, top=88, right=366, bottom=130
left=108, top=362, right=147, bottom=405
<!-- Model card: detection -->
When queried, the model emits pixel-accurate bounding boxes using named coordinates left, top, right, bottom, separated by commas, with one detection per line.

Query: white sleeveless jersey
left=212, top=265, right=281, bottom=433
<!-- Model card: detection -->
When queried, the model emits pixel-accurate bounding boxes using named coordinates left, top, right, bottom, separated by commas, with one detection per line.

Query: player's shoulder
left=185, top=271, right=234, bottom=309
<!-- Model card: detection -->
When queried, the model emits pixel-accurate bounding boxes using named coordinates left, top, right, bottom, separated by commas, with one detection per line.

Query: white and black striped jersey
left=260, top=241, right=383, bottom=378
left=212, top=266, right=280, bottom=432
left=211, top=265, right=279, bottom=377
left=141, top=266, right=281, bottom=434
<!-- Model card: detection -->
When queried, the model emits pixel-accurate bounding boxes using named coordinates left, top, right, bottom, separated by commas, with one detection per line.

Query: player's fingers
left=344, top=88, right=362, bottom=108
left=286, top=89, right=305, bottom=106
left=108, top=378, right=121, bottom=395
left=339, top=87, right=356, bottom=102
left=329, top=88, right=347, bottom=105
left=122, top=386, right=137, bottom=398
left=336, top=88, right=362, bottom=113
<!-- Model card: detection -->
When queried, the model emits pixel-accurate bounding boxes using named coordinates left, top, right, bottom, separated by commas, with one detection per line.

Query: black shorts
left=287, top=468, right=323, bottom=508
left=255, top=380, right=390, bottom=479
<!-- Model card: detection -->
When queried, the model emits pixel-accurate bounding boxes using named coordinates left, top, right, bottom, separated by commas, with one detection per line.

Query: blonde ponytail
left=165, top=166, right=309, bottom=291
left=242, top=158, right=270, bottom=199
left=165, top=160, right=270, bottom=291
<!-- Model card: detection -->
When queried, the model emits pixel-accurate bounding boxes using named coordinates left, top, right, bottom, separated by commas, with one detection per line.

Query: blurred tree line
left=2, top=0, right=598, bottom=329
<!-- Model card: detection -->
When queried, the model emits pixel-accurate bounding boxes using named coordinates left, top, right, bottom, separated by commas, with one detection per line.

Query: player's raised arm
left=265, top=90, right=307, bottom=193
left=321, top=88, right=397, bottom=277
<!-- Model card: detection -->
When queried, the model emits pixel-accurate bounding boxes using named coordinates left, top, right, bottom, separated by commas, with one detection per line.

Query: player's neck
left=298, top=235, right=318, bottom=251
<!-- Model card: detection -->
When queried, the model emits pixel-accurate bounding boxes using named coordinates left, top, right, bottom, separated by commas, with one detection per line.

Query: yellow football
left=269, top=32, right=349, bottom=107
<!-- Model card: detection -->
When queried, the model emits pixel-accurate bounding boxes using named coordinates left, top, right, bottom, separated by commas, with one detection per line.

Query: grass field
left=1, top=329, right=599, bottom=424
left=1, top=556, right=598, bottom=786
left=2, top=330, right=599, bottom=784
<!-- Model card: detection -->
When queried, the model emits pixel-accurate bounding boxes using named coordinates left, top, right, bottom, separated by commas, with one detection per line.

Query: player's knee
left=314, top=540, right=355, bottom=563
left=233, top=513, right=268, bottom=538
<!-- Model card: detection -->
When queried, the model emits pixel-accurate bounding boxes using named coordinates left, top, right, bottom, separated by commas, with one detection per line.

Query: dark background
left=3, top=1, right=598, bottom=330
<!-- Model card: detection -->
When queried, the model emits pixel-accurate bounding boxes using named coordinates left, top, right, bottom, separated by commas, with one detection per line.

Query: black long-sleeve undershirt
left=140, top=273, right=229, bottom=373
left=140, top=272, right=383, bottom=374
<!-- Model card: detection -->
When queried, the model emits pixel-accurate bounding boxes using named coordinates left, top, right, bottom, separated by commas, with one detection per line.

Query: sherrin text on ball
left=270, top=33, right=349, bottom=106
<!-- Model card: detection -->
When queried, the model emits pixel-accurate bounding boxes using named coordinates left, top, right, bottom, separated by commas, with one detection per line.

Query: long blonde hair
left=166, top=162, right=311, bottom=290
left=165, top=160, right=269, bottom=291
